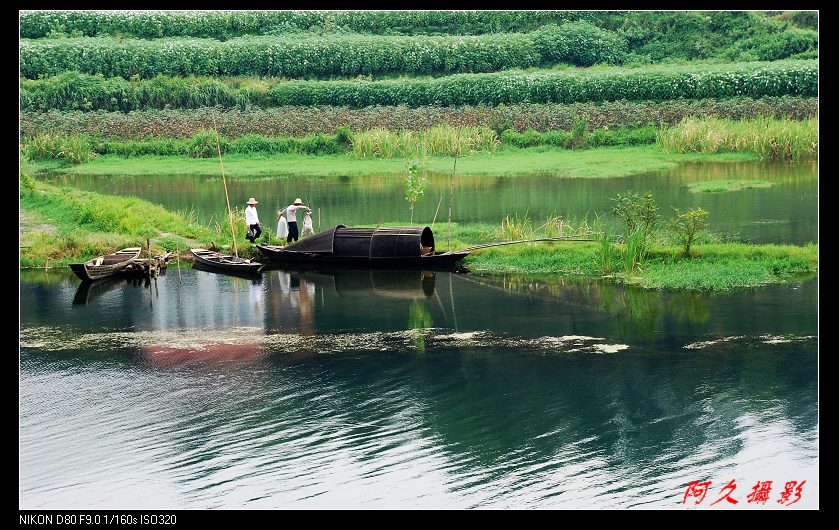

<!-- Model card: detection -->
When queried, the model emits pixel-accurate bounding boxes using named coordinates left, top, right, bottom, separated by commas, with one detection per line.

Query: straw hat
left=247, top=198, right=258, bottom=205
left=293, top=198, right=303, bottom=205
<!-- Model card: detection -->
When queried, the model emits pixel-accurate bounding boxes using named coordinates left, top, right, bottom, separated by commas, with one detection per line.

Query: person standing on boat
left=245, top=197, right=262, bottom=243
left=279, top=198, right=311, bottom=243
left=277, top=209, right=289, bottom=242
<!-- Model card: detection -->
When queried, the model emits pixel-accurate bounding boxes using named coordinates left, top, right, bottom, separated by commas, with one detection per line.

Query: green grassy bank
left=37, top=146, right=758, bottom=179
left=20, top=177, right=816, bottom=291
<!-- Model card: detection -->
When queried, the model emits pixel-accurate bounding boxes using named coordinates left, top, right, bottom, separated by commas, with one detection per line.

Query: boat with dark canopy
left=190, top=248, right=261, bottom=274
left=257, top=226, right=469, bottom=270
left=69, top=247, right=142, bottom=281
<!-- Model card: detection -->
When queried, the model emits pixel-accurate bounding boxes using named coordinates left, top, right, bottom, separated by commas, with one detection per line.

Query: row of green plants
left=20, top=97, right=818, bottom=139
left=22, top=129, right=351, bottom=161
left=659, top=117, right=818, bottom=159
left=20, top=24, right=628, bottom=80
left=21, top=11, right=816, bottom=63
left=21, top=116, right=817, bottom=163
left=20, top=61, right=818, bottom=112
left=501, top=124, right=658, bottom=149
left=16, top=124, right=662, bottom=163
left=20, top=10, right=582, bottom=39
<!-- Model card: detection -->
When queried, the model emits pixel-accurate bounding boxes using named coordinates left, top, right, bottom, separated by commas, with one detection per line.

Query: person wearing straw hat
left=279, top=198, right=311, bottom=243
left=244, top=197, right=262, bottom=243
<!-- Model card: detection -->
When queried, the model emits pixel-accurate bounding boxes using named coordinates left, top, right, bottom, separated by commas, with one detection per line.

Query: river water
left=45, top=160, right=818, bottom=244
left=20, top=267, right=818, bottom=508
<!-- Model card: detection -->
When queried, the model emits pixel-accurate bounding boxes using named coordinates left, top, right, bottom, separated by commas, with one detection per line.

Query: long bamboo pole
left=212, top=114, right=238, bottom=258
left=430, top=194, right=443, bottom=229
left=447, top=126, right=461, bottom=250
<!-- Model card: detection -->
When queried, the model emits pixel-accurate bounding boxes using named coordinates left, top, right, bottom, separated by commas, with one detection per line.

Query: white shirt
left=285, top=204, right=306, bottom=222
left=245, top=205, right=259, bottom=225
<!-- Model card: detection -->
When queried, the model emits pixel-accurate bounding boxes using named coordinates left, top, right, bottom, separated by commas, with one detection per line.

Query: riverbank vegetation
left=20, top=175, right=262, bottom=267
left=23, top=116, right=814, bottom=173
left=20, top=173, right=817, bottom=291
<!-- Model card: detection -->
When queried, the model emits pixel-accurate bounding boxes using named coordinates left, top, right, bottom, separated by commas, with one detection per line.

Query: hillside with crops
left=21, top=10, right=818, bottom=159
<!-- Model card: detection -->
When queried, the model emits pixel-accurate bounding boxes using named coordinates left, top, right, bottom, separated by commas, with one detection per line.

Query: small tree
left=403, top=161, right=427, bottom=224
left=670, top=207, right=709, bottom=257
left=611, top=191, right=660, bottom=273
left=611, top=191, right=659, bottom=234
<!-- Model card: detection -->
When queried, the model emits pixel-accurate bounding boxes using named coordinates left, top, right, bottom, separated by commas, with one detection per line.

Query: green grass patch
left=685, top=179, right=773, bottom=193
left=45, top=146, right=759, bottom=179
left=465, top=241, right=817, bottom=291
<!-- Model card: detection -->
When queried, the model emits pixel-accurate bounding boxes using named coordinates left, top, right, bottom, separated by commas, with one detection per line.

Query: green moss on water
left=40, top=146, right=759, bottom=179
left=685, top=179, right=773, bottom=193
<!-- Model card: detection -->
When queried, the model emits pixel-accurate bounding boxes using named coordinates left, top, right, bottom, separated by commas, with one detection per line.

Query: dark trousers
left=247, top=223, right=262, bottom=242
left=287, top=221, right=299, bottom=243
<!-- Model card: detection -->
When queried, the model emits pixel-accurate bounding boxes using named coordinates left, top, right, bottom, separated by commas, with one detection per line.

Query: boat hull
left=190, top=249, right=261, bottom=274
left=69, top=248, right=142, bottom=281
left=256, top=245, right=469, bottom=270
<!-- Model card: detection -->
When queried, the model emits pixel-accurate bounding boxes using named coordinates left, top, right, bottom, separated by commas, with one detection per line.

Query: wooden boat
left=257, top=226, right=470, bottom=270
left=69, top=247, right=142, bottom=281
left=190, top=248, right=261, bottom=274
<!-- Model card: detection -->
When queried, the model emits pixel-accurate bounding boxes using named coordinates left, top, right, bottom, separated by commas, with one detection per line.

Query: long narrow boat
left=190, top=248, right=261, bottom=274
left=69, top=247, right=142, bottom=281
left=257, top=226, right=470, bottom=270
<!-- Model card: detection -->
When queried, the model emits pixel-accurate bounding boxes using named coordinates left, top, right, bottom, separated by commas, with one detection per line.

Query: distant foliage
left=20, top=11, right=579, bottom=39
left=20, top=11, right=817, bottom=64
left=736, top=28, right=818, bottom=61
left=20, top=33, right=555, bottom=80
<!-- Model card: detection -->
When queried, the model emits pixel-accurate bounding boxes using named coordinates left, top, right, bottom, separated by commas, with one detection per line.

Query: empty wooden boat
left=69, top=247, right=142, bottom=281
left=190, top=248, right=261, bottom=274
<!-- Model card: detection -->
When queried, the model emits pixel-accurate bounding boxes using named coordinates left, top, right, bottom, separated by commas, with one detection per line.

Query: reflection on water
left=20, top=269, right=818, bottom=508
left=44, top=160, right=818, bottom=244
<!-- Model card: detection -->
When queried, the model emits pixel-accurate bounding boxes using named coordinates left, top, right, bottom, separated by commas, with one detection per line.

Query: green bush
left=535, top=22, right=627, bottom=66
left=737, top=28, right=818, bottom=61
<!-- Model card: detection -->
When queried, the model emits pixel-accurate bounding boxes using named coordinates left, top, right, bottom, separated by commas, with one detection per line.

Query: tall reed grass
left=657, top=116, right=817, bottom=159
left=351, top=126, right=499, bottom=158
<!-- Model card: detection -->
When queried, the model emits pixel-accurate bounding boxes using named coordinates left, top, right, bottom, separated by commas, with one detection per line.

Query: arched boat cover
left=284, top=226, right=435, bottom=259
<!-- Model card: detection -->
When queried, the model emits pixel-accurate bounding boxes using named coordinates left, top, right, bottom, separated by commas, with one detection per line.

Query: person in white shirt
left=278, top=198, right=311, bottom=243
left=244, top=197, right=262, bottom=243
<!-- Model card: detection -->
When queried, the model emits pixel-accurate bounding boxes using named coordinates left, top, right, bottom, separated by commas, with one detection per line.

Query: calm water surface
left=20, top=268, right=818, bottom=508
left=45, top=160, right=817, bottom=244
